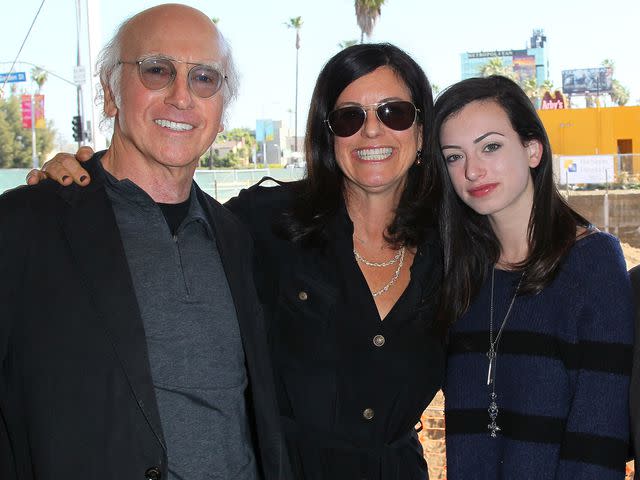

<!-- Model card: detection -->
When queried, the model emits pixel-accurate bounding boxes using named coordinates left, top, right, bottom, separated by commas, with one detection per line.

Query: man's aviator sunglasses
left=326, top=101, right=420, bottom=137
left=118, top=57, right=227, bottom=99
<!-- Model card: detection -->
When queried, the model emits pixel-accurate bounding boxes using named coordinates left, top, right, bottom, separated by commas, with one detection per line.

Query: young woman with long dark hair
left=432, top=75, right=633, bottom=479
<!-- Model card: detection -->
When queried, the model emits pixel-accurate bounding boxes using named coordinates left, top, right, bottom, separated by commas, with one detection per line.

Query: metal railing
left=0, top=167, right=307, bottom=199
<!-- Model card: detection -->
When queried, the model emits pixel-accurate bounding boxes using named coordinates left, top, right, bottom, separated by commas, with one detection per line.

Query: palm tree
left=355, top=0, right=385, bottom=44
left=285, top=16, right=303, bottom=152
left=31, top=67, right=48, bottom=93
left=521, top=78, right=540, bottom=105
left=601, top=58, right=615, bottom=71
left=478, top=58, right=516, bottom=80
left=610, top=79, right=630, bottom=106
left=540, top=79, right=554, bottom=95
left=600, top=59, right=629, bottom=106
left=338, top=39, right=358, bottom=50
left=585, top=93, right=596, bottom=108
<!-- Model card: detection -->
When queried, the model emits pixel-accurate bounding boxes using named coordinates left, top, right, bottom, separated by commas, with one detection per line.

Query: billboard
left=34, top=94, right=45, bottom=128
left=512, top=51, right=536, bottom=82
left=255, top=119, right=274, bottom=142
left=468, top=50, right=515, bottom=59
left=559, top=155, right=614, bottom=185
left=561, top=68, right=612, bottom=95
left=21, top=95, right=32, bottom=129
left=20, top=95, right=46, bottom=129
left=464, top=48, right=539, bottom=84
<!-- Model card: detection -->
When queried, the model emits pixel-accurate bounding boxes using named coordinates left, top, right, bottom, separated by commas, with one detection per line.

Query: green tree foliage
left=31, top=67, right=48, bottom=93
left=203, top=149, right=237, bottom=168
left=478, top=57, right=516, bottom=80
left=201, top=128, right=256, bottom=169
left=539, top=79, right=555, bottom=96
left=355, top=0, right=385, bottom=43
left=601, top=58, right=615, bottom=70
left=601, top=59, right=630, bottom=106
left=479, top=59, right=548, bottom=106
left=0, top=94, right=55, bottom=168
left=221, top=128, right=256, bottom=155
left=521, top=77, right=540, bottom=104
left=610, top=79, right=630, bottom=106
left=285, top=16, right=303, bottom=48
left=338, top=40, right=358, bottom=50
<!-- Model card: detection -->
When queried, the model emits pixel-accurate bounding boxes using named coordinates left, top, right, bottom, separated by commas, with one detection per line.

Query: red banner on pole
left=21, top=94, right=32, bottom=129
left=34, top=94, right=45, bottom=128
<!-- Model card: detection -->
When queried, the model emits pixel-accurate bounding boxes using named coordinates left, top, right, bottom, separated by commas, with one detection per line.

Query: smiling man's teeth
left=356, top=147, right=392, bottom=161
left=155, top=119, right=194, bottom=131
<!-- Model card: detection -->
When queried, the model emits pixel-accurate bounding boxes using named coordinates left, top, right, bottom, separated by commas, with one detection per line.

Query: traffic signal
left=72, top=115, right=83, bottom=142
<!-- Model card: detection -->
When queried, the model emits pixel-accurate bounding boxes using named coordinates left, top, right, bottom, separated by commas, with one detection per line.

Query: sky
left=3, top=0, right=639, bottom=147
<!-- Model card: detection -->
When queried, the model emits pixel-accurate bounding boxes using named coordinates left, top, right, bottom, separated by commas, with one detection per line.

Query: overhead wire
left=1, top=0, right=46, bottom=96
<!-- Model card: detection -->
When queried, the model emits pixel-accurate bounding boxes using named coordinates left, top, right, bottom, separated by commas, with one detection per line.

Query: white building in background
left=255, top=117, right=306, bottom=165
left=256, top=119, right=286, bottom=165
left=460, top=29, right=549, bottom=86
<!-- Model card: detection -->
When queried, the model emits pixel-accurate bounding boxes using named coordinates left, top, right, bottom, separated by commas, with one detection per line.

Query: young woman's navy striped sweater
left=445, top=231, right=633, bottom=479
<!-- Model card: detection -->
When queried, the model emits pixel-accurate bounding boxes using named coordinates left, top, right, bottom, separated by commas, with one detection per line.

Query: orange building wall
left=538, top=106, right=640, bottom=156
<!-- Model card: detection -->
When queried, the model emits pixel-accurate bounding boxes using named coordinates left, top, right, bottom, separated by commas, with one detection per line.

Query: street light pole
left=294, top=44, right=299, bottom=153
left=30, top=91, right=38, bottom=168
left=75, top=0, right=84, bottom=149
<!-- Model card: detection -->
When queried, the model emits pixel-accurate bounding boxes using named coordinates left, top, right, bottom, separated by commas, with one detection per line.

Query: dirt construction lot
left=623, top=243, right=640, bottom=269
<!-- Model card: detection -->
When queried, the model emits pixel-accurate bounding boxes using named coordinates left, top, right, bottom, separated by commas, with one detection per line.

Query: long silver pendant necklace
left=487, top=267, right=524, bottom=437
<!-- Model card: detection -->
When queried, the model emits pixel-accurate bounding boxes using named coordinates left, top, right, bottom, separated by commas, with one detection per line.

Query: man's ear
left=102, top=79, right=118, bottom=118
left=526, top=139, right=543, bottom=168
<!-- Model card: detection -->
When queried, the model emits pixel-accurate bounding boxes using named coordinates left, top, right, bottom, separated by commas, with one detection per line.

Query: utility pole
left=86, top=0, right=106, bottom=150
left=75, top=0, right=84, bottom=149
left=294, top=40, right=299, bottom=153
left=30, top=92, right=37, bottom=168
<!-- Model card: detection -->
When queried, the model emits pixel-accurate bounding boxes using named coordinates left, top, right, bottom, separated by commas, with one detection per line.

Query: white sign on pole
left=559, top=155, right=614, bottom=185
left=73, top=66, right=86, bottom=86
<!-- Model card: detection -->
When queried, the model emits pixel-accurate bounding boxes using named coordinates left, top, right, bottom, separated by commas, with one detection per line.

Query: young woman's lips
left=467, top=183, right=498, bottom=197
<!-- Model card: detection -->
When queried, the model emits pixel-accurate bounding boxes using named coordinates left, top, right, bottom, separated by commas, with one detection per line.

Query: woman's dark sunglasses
left=325, top=101, right=420, bottom=137
left=118, top=56, right=226, bottom=99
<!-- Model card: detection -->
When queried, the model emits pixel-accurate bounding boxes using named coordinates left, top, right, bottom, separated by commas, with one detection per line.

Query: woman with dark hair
left=432, top=75, right=633, bottom=479
left=35, top=43, right=444, bottom=479
left=225, top=43, right=444, bottom=480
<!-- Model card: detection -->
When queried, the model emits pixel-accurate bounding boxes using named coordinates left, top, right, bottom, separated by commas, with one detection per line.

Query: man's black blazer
left=0, top=156, right=289, bottom=479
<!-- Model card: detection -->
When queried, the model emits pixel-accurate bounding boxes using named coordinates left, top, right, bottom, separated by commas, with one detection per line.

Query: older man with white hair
left=0, top=4, right=289, bottom=480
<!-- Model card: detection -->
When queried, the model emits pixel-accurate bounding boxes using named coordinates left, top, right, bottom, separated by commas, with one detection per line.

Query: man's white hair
left=95, top=13, right=239, bottom=131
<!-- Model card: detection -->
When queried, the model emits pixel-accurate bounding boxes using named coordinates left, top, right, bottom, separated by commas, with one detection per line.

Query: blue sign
left=0, top=72, right=27, bottom=83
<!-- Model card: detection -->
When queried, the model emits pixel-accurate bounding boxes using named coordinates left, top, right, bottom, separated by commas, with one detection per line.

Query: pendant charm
left=486, top=349, right=495, bottom=386
left=487, top=392, right=501, bottom=437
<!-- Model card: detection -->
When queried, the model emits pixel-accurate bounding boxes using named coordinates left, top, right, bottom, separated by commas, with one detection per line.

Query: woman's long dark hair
left=431, top=76, right=589, bottom=330
left=279, top=43, right=436, bottom=248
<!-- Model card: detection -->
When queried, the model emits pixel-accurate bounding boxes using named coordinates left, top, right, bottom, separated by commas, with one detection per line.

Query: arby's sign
left=541, top=91, right=566, bottom=109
